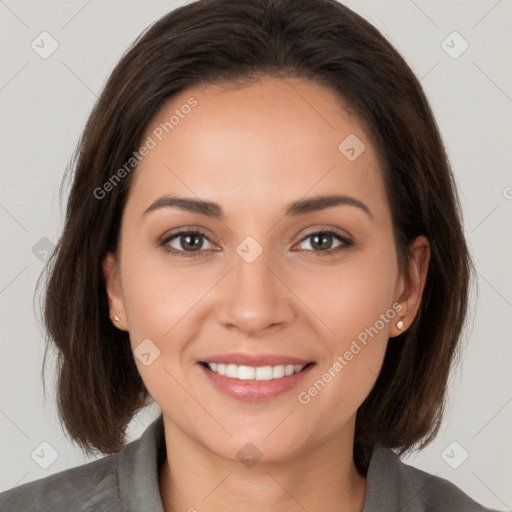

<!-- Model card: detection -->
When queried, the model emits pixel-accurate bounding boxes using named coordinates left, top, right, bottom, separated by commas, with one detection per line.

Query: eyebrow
left=142, top=194, right=372, bottom=219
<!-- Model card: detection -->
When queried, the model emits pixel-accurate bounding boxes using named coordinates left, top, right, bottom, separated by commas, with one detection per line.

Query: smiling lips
left=204, top=362, right=308, bottom=380
left=200, top=353, right=313, bottom=380
left=198, top=353, right=315, bottom=400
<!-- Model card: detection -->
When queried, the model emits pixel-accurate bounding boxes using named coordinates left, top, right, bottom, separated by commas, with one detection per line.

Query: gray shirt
left=0, top=414, right=499, bottom=511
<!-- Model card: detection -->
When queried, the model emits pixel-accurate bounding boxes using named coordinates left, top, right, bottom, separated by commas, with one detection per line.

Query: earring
left=114, top=316, right=120, bottom=322
left=396, top=320, right=404, bottom=330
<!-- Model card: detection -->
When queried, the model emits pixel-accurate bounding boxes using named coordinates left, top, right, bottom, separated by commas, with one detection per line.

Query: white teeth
left=205, top=362, right=307, bottom=380
left=225, top=364, right=238, bottom=378
left=255, top=366, right=273, bottom=380
left=238, top=366, right=256, bottom=380
left=272, top=365, right=285, bottom=378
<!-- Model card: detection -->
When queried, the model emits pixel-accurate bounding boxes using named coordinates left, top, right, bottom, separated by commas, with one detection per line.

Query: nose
left=216, top=247, right=295, bottom=337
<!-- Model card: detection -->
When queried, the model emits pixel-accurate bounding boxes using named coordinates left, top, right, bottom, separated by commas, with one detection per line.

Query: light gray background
left=1, top=0, right=511, bottom=509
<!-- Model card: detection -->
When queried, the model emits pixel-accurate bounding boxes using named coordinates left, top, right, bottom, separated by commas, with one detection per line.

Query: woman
left=0, top=0, right=502, bottom=510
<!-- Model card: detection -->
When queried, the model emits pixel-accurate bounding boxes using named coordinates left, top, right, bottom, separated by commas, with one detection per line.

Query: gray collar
left=116, top=414, right=489, bottom=512
left=117, top=414, right=166, bottom=511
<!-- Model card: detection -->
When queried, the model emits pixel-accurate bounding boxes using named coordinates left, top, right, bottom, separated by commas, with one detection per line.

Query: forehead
left=126, top=76, right=388, bottom=220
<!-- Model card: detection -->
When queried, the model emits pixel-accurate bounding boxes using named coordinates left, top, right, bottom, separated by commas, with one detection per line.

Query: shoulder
left=365, top=446, right=502, bottom=512
left=0, top=451, right=122, bottom=512
left=0, top=414, right=165, bottom=512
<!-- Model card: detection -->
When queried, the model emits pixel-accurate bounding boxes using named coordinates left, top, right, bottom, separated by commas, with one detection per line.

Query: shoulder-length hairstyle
left=39, top=0, right=472, bottom=472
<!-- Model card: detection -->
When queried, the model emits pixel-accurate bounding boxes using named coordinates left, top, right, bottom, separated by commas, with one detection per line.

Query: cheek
left=119, top=252, right=224, bottom=399
left=120, top=256, right=205, bottom=407
left=297, top=244, right=399, bottom=345
left=293, top=246, right=398, bottom=418
left=121, top=250, right=217, bottom=341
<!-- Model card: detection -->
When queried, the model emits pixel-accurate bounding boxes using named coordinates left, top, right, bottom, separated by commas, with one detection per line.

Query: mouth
left=196, top=354, right=316, bottom=401
left=199, top=361, right=314, bottom=380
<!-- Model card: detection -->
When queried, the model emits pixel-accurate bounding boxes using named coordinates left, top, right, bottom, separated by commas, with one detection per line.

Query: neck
left=158, top=418, right=367, bottom=512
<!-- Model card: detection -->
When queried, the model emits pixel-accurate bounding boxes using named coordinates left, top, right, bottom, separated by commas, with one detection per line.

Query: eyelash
left=159, top=227, right=353, bottom=259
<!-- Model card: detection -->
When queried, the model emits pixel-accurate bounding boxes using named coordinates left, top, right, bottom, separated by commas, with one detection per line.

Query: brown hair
left=38, top=0, right=472, bottom=472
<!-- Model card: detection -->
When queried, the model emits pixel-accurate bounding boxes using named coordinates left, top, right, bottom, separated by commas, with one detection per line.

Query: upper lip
left=199, top=353, right=313, bottom=366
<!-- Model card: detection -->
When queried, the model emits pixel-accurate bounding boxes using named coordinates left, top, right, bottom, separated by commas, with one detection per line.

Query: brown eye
left=175, top=233, right=205, bottom=251
left=296, top=229, right=352, bottom=255
left=161, top=230, right=214, bottom=257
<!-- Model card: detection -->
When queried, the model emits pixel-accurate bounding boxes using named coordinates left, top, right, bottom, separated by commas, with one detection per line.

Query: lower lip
left=198, top=363, right=315, bottom=402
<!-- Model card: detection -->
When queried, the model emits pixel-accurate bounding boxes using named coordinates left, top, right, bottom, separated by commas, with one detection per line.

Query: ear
left=102, top=251, right=128, bottom=331
left=390, top=235, right=430, bottom=337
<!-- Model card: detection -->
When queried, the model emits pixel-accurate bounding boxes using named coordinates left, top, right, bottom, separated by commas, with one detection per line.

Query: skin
left=103, top=76, right=430, bottom=512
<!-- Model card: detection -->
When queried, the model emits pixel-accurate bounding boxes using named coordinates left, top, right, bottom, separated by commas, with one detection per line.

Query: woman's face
left=104, top=76, right=427, bottom=464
